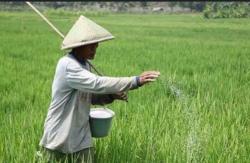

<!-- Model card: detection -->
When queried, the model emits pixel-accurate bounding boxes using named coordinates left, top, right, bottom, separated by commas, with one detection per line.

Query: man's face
left=75, top=43, right=99, bottom=60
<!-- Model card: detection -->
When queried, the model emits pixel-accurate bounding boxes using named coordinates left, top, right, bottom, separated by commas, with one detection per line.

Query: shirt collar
left=69, top=52, right=86, bottom=66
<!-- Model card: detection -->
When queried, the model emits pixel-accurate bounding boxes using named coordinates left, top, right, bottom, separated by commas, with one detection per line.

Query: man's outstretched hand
left=111, top=71, right=160, bottom=102
left=139, top=71, right=160, bottom=86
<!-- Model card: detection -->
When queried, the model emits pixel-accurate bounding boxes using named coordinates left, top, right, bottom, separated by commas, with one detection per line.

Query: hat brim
left=61, top=36, right=115, bottom=50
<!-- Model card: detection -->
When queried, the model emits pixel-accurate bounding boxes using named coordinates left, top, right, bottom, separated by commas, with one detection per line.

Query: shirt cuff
left=130, top=76, right=141, bottom=90
left=136, top=76, right=142, bottom=87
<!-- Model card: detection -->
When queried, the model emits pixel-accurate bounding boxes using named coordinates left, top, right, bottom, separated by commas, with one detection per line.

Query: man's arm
left=65, top=62, right=139, bottom=94
left=65, top=61, right=160, bottom=94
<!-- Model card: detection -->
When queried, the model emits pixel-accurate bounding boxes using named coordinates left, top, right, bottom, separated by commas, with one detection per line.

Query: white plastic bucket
left=89, top=108, right=115, bottom=138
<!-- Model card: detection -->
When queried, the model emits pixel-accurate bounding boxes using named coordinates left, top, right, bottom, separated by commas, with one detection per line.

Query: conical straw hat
left=61, top=15, right=114, bottom=50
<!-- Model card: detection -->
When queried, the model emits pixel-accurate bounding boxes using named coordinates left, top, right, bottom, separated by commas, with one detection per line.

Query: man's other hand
left=111, top=92, right=128, bottom=102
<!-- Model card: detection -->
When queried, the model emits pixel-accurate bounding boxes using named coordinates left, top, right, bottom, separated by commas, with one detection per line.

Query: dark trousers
left=38, top=147, right=94, bottom=163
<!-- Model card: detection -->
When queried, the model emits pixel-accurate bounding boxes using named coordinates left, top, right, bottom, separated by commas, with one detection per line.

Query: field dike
left=160, top=76, right=202, bottom=162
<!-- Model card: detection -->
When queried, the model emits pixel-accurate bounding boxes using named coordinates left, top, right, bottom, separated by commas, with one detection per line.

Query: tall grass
left=0, top=11, right=249, bottom=162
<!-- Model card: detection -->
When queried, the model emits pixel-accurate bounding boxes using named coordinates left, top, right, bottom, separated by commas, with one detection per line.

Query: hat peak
left=61, top=15, right=114, bottom=50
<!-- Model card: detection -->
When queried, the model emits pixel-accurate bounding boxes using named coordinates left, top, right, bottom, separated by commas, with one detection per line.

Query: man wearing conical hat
left=39, top=15, right=160, bottom=162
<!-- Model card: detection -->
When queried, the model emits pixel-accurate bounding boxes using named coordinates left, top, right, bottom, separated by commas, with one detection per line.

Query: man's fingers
left=140, top=74, right=160, bottom=83
left=144, top=78, right=156, bottom=82
left=122, top=94, right=128, bottom=99
left=141, top=73, right=160, bottom=79
left=114, top=92, right=128, bottom=101
left=119, top=92, right=127, bottom=97
left=141, top=71, right=160, bottom=76
left=139, top=70, right=160, bottom=86
left=121, top=94, right=127, bottom=99
left=144, top=74, right=160, bottom=79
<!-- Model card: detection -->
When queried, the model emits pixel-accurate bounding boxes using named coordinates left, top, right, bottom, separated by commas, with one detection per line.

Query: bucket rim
left=90, top=108, right=115, bottom=119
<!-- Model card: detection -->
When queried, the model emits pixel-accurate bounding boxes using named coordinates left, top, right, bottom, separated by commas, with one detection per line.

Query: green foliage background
left=204, top=2, right=250, bottom=19
left=0, top=11, right=249, bottom=162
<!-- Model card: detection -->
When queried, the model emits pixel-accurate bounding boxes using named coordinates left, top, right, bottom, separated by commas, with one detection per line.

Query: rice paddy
left=0, top=11, right=249, bottom=162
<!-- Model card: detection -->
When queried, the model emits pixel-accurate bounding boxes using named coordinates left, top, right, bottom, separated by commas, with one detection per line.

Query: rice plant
left=0, top=11, right=249, bottom=162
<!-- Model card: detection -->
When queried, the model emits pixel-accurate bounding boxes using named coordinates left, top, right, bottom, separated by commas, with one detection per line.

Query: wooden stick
left=25, top=1, right=65, bottom=39
left=25, top=1, right=103, bottom=76
left=26, top=2, right=128, bottom=103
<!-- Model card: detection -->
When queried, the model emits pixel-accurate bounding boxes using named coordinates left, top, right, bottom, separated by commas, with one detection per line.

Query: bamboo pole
left=25, top=1, right=103, bottom=76
left=26, top=2, right=65, bottom=39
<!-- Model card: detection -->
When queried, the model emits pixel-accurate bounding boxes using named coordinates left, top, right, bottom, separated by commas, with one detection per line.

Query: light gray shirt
left=39, top=54, right=138, bottom=153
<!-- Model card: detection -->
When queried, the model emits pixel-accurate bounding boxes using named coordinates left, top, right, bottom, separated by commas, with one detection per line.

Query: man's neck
left=70, top=51, right=86, bottom=65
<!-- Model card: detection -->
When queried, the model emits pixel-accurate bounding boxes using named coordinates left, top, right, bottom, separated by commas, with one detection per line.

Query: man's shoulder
left=57, top=54, right=78, bottom=66
left=57, top=54, right=84, bottom=72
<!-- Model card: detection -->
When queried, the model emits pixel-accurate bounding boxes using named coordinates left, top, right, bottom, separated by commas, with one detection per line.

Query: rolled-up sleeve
left=65, top=62, right=138, bottom=94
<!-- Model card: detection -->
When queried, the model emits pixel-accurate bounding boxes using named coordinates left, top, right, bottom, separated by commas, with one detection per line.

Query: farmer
left=39, top=15, right=160, bottom=162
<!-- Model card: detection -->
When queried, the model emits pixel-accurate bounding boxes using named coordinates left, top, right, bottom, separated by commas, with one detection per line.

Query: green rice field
left=0, top=11, right=249, bottom=162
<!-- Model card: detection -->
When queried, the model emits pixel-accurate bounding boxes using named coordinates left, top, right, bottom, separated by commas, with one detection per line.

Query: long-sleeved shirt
left=39, top=54, right=138, bottom=153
